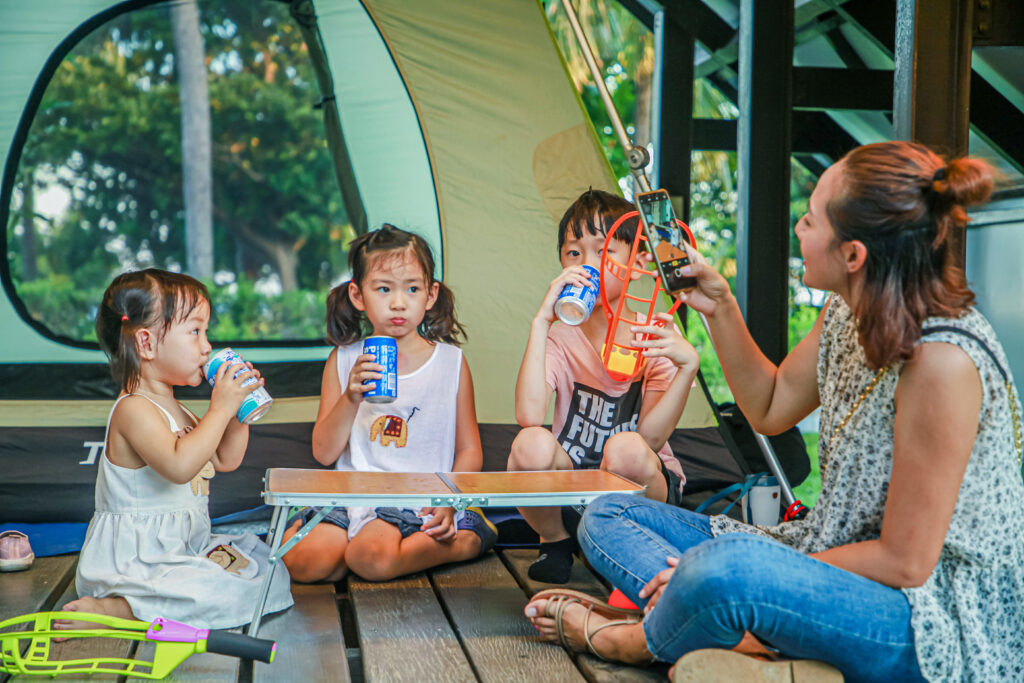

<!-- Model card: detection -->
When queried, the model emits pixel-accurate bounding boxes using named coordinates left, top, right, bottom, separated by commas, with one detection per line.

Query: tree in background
left=8, top=0, right=353, bottom=341
left=171, top=0, right=214, bottom=279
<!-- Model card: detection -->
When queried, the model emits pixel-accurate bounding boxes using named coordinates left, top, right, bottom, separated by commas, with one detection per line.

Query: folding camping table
left=247, top=468, right=646, bottom=635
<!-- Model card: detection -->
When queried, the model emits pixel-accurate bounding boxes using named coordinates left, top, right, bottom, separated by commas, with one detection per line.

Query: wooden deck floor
left=0, top=550, right=668, bottom=682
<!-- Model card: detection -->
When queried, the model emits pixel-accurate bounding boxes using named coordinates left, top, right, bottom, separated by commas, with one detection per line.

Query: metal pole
left=559, top=0, right=651, bottom=192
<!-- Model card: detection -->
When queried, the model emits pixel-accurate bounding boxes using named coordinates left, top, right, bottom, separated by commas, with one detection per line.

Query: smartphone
left=634, top=189, right=697, bottom=294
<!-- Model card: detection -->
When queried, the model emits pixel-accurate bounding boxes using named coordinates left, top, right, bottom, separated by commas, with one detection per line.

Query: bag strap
left=695, top=472, right=768, bottom=516
left=921, top=324, right=1023, bottom=478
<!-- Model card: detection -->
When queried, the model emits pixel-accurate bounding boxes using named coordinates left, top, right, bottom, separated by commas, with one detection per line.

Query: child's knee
left=345, top=539, right=401, bottom=581
left=281, top=524, right=345, bottom=583
left=601, top=432, right=658, bottom=480
left=508, top=427, right=560, bottom=470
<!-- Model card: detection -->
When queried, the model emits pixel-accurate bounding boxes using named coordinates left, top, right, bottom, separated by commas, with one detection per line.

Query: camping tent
left=0, top=0, right=777, bottom=535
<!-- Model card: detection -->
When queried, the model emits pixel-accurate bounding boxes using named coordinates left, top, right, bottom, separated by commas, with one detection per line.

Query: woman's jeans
left=579, top=494, right=924, bottom=682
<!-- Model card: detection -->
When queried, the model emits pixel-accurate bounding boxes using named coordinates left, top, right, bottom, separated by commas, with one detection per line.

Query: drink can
left=362, top=336, right=398, bottom=403
left=203, top=348, right=274, bottom=424
left=555, top=265, right=600, bottom=325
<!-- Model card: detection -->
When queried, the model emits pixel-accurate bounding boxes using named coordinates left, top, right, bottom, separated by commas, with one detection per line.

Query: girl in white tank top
left=280, top=225, right=495, bottom=584
left=61, top=269, right=292, bottom=630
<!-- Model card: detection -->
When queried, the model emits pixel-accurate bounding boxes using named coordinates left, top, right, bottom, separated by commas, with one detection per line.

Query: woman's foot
left=525, top=594, right=651, bottom=665
left=55, top=596, right=135, bottom=631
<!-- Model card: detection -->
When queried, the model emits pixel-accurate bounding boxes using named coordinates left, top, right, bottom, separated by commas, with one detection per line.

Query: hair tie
left=933, top=167, right=946, bottom=181
left=121, top=314, right=129, bottom=322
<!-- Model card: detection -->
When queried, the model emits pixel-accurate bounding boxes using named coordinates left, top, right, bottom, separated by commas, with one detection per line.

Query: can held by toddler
left=555, top=265, right=600, bottom=326
left=362, top=336, right=398, bottom=403
left=203, top=348, right=274, bottom=424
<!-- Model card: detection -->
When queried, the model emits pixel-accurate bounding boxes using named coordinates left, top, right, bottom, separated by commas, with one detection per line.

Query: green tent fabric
left=0, top=0, right=731, bottom=526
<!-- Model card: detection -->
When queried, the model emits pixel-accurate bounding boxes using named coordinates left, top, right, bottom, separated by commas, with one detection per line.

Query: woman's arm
left=679, top=246, right=821, bottom=434
left=812, top=342, right=981, bottom=587
left=311, top=348, right=363, bottom=466
left=452, top=355, right=483, bottom=472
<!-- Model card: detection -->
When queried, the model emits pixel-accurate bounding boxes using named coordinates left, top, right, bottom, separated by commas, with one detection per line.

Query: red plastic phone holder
left=599, top=210, right=694, bottom=381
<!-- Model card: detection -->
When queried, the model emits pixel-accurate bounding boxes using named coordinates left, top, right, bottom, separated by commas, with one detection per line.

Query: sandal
left=532, top=588, right=642, bottom=619
left=540, top=592, right=642, bottom=662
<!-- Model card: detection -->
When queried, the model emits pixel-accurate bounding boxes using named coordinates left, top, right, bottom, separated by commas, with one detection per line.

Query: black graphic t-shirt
left=544, top=323, right=683, bottom=480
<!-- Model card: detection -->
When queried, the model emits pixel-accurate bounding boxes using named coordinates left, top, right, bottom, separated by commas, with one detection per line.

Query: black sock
left=528, top=537, right=575, bottom=584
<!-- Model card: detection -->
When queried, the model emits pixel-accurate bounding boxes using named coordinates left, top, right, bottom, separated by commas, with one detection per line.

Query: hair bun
left=942, top=157, right=994, bottom=207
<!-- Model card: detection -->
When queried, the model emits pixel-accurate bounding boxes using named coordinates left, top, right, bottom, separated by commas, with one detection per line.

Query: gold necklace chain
left=820, top=367, right=889, bottom=474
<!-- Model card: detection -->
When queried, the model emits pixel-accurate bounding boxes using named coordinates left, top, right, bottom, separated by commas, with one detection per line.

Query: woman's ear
left=348, top=281, right=366, bottom=312
left=425, top=281, right=440, bottom=311
left=841, top=239, right=868, bottom=274
left=135, top=328, right=156, bottom=360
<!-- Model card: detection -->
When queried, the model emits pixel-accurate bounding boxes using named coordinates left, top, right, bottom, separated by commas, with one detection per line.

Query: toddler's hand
left=419, top=507, right=456, bottom=543
left=630, top=313, right=699, bottom=371
left=345, top=353, right=384, bottom=402
left=535, top=266, right=595, bottom=324
left=210, top=361, right=258, bottom=416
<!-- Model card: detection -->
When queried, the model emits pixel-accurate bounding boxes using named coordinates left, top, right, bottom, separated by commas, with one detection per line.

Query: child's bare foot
left=55, top=596, right=135, bottom=636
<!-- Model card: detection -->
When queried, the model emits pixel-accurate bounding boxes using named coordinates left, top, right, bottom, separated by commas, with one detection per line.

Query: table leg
left=247, top=504, right=286, bottom=636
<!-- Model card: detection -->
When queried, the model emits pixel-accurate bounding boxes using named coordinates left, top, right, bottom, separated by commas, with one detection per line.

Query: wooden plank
left=0, top=555, right=77, bottom=622
left=0, top=556, right=77, bottom=683
left=350, top=573, right=475, bottom=683
left=253, top=583, right=348, bottom=683
left=499, top=549, right=610, bottom=598
left=8, top=579, right=136, bottom=683
left=430, top=553, right=584, bottom=683
left=576, top=656, right=670, bottom=683
left=128, top=628, right=240, bottom=683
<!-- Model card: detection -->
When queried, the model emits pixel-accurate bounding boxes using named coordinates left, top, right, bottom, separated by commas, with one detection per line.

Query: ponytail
left=420, top=281, right=466, bottom=346
left=325, top=281, right=371, bottom=347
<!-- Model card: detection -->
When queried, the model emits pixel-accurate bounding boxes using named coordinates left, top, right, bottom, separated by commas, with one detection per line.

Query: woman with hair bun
left=524, top=142, right=1024, bottom=681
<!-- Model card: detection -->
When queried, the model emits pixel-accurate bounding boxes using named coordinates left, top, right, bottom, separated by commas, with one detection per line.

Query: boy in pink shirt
left=509, top=190, right=700, bottom=583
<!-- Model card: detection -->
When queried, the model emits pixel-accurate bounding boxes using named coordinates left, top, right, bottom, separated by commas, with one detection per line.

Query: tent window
left=6, top=0, right=355, bottom=344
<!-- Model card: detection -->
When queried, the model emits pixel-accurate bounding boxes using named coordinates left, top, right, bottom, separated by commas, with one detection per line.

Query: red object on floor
left=607, top=588, right=640, bottom=610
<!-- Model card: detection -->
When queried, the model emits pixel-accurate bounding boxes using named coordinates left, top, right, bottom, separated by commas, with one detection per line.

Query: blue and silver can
left=362, top=335, right=398, bottom=403
left=203, top=348, right=274, bottom=424
left=555, top=265, right=600, bottom=325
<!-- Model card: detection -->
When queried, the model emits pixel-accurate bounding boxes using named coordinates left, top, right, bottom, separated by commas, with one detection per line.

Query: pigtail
left=420, top=281, right=467, bottom=346
left=325, top=281, right=370, bottom=347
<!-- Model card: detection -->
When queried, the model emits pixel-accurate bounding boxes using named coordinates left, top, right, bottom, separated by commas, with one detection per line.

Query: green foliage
left=792, top=432, right=821, bottom=508
left=8, top=0, right=350, bottom=343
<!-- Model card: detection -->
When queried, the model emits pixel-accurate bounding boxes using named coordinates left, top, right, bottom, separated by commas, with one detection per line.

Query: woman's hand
left=638, top=556, right=679, bottom=613
left=535, top=266, right=595, bottom=324
left=346, top=353, right=383, bottom=402
left=631, top=313, right=699, bottom=371
left=419, top=507, right=457, bottom=542
left=676, top=243, right=733, bottom=317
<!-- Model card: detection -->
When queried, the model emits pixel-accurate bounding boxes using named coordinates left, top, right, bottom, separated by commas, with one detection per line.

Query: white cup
left=741, top=474, right=781, bottom=526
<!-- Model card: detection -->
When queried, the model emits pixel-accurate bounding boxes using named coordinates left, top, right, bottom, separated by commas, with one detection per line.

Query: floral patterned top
left=710, top=297, right=1024, bottom=681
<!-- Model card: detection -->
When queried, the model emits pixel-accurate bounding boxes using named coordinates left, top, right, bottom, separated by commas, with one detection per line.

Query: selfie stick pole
left=558, top=0, right=808, bottom=521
